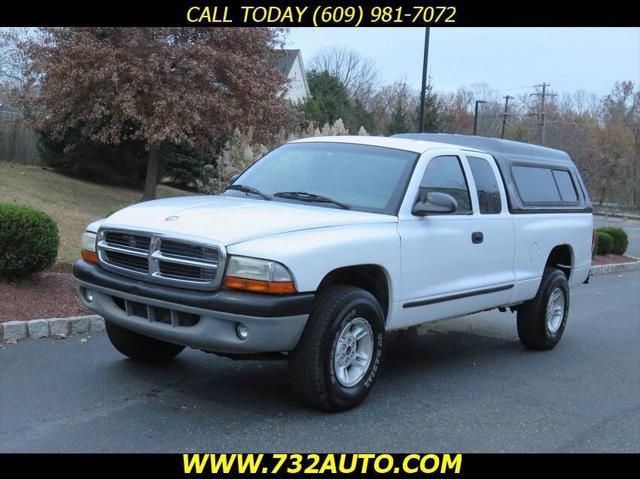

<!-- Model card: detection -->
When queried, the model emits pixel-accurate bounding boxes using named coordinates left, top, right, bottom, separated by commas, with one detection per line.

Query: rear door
left=394, top=150, right=515, bottom=329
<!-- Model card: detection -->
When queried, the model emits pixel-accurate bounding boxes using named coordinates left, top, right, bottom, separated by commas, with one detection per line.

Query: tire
left=289, top=286, right=385, bottom=412
left=105, top=320, right=185, bottom=362
left=517, top=268, right=570, bottom=350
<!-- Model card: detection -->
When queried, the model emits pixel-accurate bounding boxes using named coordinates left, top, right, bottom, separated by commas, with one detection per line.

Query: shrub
left=595, top=231, right=614, bottom=255
left=596, top=227, right=629, bottom=255
left=196, top=128, right=267, bottom=194
left=0, top=204, right=59, bottom=280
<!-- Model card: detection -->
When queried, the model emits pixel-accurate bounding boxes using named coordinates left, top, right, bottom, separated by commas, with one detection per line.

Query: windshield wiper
left=274, top=191, right=351, bottom=210
left=225, top=184, right=271, bottom=200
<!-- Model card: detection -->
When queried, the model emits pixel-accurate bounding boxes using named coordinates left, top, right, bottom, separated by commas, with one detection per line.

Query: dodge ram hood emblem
left=165, top=215, right=179, bottom=222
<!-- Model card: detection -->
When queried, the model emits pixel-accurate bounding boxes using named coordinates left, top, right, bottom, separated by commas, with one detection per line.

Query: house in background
left=276, top=49, right=310, bottom=103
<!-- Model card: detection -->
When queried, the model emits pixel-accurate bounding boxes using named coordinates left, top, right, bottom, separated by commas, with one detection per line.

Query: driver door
left=395, top=152, right=514, bottom=329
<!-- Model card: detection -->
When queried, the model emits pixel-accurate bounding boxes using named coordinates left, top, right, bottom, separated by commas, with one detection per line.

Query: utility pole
left=500, top=95, right=512, bottom=139
left=473, top=100, right=487, bottom=135
left=530, top=83, right=557, bottom=145
left=418, top=27, right=431, bottom=133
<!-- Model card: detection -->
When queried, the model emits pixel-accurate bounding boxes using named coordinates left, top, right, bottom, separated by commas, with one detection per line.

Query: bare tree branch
left=310, top=46, right=379, bottom=106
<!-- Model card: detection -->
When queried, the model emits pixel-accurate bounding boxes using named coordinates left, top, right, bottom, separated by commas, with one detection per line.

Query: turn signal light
left=223, top=276, right=296, bottom=294
left=81, top=249, right=98, bottom=264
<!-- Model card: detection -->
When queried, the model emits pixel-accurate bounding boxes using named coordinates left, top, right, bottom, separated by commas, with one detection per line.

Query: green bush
left=595, top=231, right=614, bottom=255
left=596, top=227, right=629, bottom=255
left=0, top=204, right=59, bottom=280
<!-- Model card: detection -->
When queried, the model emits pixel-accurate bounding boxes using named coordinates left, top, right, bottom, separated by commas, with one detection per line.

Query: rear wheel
left=105, top=320, right=185, bottom=361
left=517, top=268, right=570, bottom=350
left=289, top=286, right=385, bottom=412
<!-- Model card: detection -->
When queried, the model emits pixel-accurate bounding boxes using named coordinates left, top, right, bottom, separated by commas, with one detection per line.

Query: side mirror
left=412, top=191, right=458, bottom=216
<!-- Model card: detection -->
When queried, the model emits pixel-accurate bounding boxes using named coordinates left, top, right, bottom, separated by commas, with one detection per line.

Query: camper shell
left=393, top=133, right=592, bottom=215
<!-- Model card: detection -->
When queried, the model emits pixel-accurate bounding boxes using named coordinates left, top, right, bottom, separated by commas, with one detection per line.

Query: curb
left=593, top=212, right=640, bottom=221
left=1, top=315, right=104, bottom=343
left=590, top=258, right=640, bottom=276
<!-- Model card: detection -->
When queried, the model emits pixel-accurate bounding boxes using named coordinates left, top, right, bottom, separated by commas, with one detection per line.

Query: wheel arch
left=545, top=244, right=574, bottom=279
left=316, top=264, right=391, bottom=321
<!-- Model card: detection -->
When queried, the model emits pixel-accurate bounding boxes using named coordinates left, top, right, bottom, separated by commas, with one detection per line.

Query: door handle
left=472, top=232, right=484, bottom=244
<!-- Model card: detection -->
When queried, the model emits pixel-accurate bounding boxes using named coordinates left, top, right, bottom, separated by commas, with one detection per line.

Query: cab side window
left=419, top=155, right=472, bottom=214
left=468, top=156, right=502, bottom=214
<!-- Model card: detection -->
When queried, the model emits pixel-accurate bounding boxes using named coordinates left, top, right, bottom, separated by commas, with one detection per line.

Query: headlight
left=223, top=256, right=296, bottom=294
left=80, top=231, right=98, bottom=264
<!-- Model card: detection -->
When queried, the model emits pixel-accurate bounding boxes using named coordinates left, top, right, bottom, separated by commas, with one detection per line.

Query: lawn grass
left=0, top=162, right=192, bottom=266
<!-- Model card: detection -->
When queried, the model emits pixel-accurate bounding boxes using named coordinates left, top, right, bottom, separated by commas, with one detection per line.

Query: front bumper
left=73, top=260, right=313, bottom=354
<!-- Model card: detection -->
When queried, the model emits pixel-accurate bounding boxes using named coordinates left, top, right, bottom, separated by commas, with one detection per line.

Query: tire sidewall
left=324, top=296, right=384, bottom=409
left=540, top=271, right=570, bottom=344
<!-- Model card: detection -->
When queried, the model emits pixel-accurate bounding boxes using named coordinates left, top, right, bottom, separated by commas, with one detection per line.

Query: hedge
left=595, top=231, right=614, bottom=255
left=596, top=227, right=629, bottom=255
left=0, top=204, right=59, bottom=280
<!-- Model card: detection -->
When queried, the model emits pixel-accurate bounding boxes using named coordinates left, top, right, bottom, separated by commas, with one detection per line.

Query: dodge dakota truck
left=74, top=134, right=593, bottom=411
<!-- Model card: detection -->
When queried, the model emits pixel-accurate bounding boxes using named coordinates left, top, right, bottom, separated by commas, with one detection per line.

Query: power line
left=530, top=83, right=557, bottom=145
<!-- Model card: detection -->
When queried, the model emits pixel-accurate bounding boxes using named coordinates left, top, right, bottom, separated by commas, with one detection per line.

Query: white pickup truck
left=74, top=134, right=593, bottom=411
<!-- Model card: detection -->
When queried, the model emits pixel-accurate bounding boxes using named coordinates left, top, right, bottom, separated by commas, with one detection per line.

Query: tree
left=386, top=84, right=412, bottom=135
left=13, top=27, right=295, bottom=200
left=438, top=87, right=474, bottom=134
left=310, top=47, right=378, bottom=106
left=0, top=29, right=28, bottom=88
left=301, top=71, right=351, bottom=126
left=419, top=82, right=441, bottom=132
left=301, top=70, right=372, bottom=133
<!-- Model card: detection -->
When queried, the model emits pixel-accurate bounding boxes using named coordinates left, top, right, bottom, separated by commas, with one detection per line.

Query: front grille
left=161, top=240, right=218, bottom=262
left=158, top=261, right=217, bottom=281
left=104, top=250, right=149, bottom=272
left=111, top=297, right=200, bottom=327
left=97, top=228, right=224, bottom=290
left=104, top=231, right=151, bottom=251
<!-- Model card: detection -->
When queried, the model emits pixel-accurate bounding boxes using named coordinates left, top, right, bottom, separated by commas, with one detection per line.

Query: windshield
left=227, top=142, right=418, bottom=214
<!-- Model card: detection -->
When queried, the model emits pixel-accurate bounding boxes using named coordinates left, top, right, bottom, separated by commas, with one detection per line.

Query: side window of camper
left=512, top=165, right=579, bottom=205
left=552, top=169, right=578, bottom=202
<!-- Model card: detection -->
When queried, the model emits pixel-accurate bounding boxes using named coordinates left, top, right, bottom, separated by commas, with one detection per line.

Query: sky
left=287, top=27, right=640, bottom=98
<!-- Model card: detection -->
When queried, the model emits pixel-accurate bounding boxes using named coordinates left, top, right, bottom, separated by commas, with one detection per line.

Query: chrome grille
left=104, top=250, right=148, bottom=272
left=104, top=231, right=151, bottom=251
left=97, top=228, right=225, bottom=290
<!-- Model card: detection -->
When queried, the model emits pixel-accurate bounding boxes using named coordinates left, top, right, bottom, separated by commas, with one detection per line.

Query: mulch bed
left=592, top=254, right=638, bottom=266
left=0, top=272, right=89, bottom=322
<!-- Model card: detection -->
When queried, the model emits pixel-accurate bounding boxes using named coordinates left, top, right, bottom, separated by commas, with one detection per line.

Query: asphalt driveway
left=1, top=270, right=638, bottom=452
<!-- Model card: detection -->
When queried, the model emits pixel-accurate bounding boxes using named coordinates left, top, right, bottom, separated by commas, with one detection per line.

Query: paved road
left=1, top=271, right=639, bottom=453
left=594, top=215, right=640, bottom=258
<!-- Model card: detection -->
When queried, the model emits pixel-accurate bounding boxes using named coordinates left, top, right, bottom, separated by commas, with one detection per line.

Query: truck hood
left=101, top=195, right=396, bottom=245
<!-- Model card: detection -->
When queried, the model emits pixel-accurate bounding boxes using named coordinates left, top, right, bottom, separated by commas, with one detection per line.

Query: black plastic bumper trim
left=403, top=284, right=514, bottom=309
left=73, top=260, right=315, bottom=318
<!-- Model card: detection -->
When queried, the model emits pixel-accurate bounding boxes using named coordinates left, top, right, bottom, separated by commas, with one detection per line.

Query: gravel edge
left=1, top=315, right=104, bottom=343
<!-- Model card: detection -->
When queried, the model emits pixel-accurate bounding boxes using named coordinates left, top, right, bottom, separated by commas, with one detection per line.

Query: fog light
left=83, top=289, right=94, bottom=303
left=236, top=323, right=249, bottom=340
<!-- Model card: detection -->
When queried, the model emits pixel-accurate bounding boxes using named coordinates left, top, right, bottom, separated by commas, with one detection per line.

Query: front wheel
left=517, top=268, right=570, bottom=350
left=288, top=286, right=385, bottom=412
